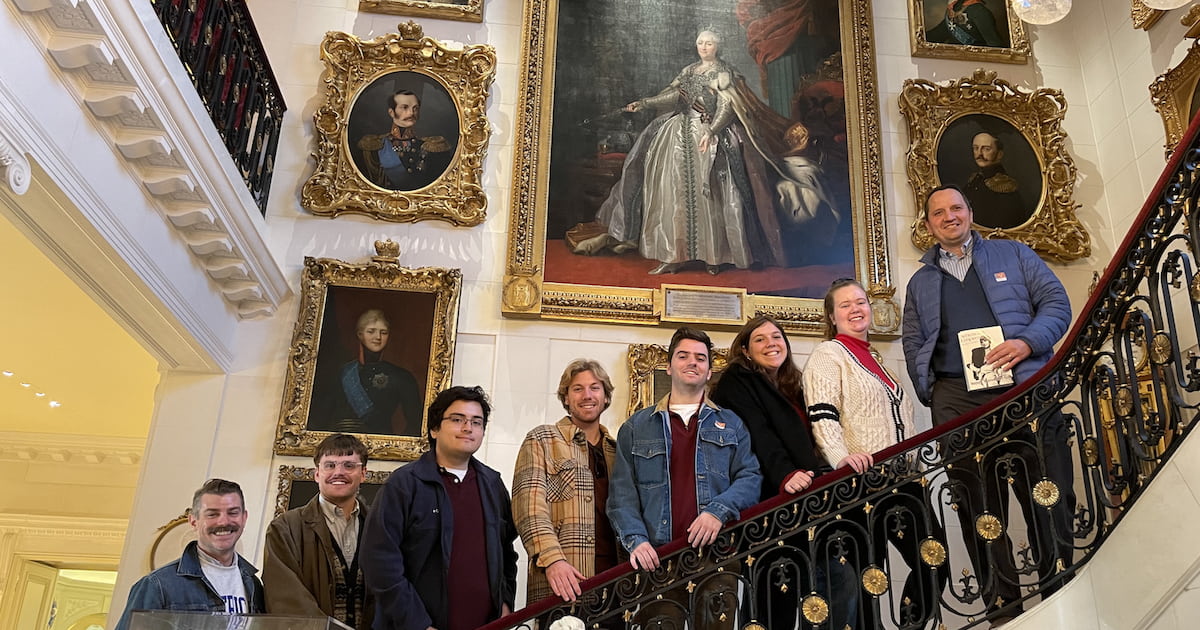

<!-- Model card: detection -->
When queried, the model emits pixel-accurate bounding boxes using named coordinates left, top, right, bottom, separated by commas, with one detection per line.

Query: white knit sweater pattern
left=802, top=339, right=916, bottom=467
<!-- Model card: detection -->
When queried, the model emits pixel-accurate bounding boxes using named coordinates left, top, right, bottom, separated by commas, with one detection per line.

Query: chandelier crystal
left=1009, top=0, right=1072, bottom=25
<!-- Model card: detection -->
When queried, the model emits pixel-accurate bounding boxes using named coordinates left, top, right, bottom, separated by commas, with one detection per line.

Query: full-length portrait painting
left=274, top=241, right=462, bottom=461
left=502, top=0, right=893, bottom=334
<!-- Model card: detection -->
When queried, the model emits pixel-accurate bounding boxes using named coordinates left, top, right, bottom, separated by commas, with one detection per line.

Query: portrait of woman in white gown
left=595, top=28, right=827, bottom=276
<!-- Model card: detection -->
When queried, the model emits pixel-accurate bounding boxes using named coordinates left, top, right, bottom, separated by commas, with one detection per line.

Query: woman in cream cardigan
left=803, top=278, right=947, bottom=629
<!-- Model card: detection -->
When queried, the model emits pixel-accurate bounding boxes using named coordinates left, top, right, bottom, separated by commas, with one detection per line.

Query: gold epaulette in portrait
left=985, top=172, right=1018, bottom=194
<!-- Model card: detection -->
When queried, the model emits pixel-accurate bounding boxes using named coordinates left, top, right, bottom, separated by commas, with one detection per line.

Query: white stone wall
left=105, top=0, right=1200, bottom=625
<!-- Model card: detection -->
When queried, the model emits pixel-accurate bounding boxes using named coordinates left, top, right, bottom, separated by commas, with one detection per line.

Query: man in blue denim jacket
left=607, top=327, right=762, bottom=630
left=115, top=479, right=265, bottom=630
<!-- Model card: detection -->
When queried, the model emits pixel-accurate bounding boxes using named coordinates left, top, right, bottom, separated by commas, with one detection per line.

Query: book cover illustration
left=959, top=325, right=1015, bottom=392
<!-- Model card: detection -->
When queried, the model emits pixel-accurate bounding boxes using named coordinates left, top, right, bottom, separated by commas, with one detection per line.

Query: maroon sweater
left=668, top=409, right=701, bottom=540
left=440, top=467, right=492, bottom=630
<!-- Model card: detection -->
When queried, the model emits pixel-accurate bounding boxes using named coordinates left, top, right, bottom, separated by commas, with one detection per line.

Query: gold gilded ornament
left=1151, top=332, right=1172, bottom=365
left=1083, top=438, right=1100, bottom=466
left=976, top=513, right=1003, bottom=541
left=1033, top=480, right=1061, bottom=507
left=801, top=595, right=829, bottom=624
left=920, top=538, right=947, bottom=566
left=742, top=624, right=766, bottom=630
left=862, top=566, right=889, bottom=596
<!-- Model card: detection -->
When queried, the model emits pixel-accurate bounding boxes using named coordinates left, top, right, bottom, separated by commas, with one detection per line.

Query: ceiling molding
left=0, top=431, right=143, bottom=467
left=0, top=123, right=31, bottom=196
left=0, top=513, right=128, bottom=539
left=7, top=0, right=290, bottom=321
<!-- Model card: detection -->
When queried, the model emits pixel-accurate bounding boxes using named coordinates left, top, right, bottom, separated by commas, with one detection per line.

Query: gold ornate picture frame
left=302, top=22, right=496, bottom=225
left=899, top=69, right=1090, bottom=263
left=1132, top=1, right=1164, bottom=31
left=149, top=510, right=192, bottom=571
left=273, top=240, right=462, bottom=461
left=274, top=465, right=391, bottom=519
left=1150, top=40, right=1200, bottom=159
left=626, top=344, right=730, bottom=418
left=909, top=0, right=1030, bottom=64
left=359, top=0, right=483, bottom=23
left=501, top=0, right=895, bottom=336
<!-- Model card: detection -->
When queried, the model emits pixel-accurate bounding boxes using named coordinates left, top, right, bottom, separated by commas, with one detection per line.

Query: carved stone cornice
left=0, top=123, right=31, bottom=195
left=8, top=0, right=289, bottom=319
left=0, top=431, right=142, bottom=467
left=0, top=513, right=128, bottom=539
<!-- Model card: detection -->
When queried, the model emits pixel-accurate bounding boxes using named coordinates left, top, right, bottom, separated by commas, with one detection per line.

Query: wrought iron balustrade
left=482, top=116, right=1200, bottom=630
left=151, top=0, right=285, bottom=215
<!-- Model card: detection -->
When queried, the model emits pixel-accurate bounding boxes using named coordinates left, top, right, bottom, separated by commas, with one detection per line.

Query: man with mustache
left=512, top=359, right=619, bottom=608
left=357, top=89, right=453, bottom=191
left=361, top=386, right=519, bottom=630
left=115, top=479, right=264, bottom=630
left=608, top=327, right=762, bottom=630
left=264, top=433, right=374, bottom=628
left=962, top=131, right=1027, bottom=229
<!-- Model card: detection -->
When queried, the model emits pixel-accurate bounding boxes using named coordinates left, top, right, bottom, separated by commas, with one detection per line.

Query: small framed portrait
left=273, top=240, right=462, bottom=461
left=626, top=344, right=729, bottom=418
left=1151, top=40, right=1200, bottom=159
left=359, top=0, right=483, bottom=23
left=302, top=22, right=496, bottom=225
left=274, top=465, right=392, bottom=519
left=909, top=0, right=1030, bottom=64
left=900, top=69, right=1090, bottom=263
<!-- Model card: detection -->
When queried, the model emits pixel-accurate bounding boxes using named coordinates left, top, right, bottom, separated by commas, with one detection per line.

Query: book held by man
left=958, top=326, right=1014, bottom=392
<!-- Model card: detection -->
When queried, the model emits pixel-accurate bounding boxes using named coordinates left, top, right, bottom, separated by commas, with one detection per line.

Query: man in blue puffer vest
left=903, top=184, right=1075, bottom=627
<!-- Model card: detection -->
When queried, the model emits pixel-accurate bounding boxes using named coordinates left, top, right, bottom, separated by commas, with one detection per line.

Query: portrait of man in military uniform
left=922, top=0, right=1011, bottom=49
left=305, top=286, right=437, bottom=438
left=935, top=113, right=1042, bottom=230
left=347, top=71, right=459, bottom=192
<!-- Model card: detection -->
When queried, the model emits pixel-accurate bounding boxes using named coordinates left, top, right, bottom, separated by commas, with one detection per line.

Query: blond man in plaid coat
left=513, top=359, right=620, bottom=605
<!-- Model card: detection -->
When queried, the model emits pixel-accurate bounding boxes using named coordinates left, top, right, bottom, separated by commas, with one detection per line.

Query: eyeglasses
left=319, top=461, right=364, bottom=472
left=443, top=414, right=485, bottom=430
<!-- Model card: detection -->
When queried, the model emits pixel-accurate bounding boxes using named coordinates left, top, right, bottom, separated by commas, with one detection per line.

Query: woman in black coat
left=710, top=315, right=855, bottom=630
left=711, top=316, right=825, bottom=497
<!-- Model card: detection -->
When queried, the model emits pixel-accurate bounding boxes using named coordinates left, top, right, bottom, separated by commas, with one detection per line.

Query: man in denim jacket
left=115, top=479, right=265, bottom=630
left=607, top=327, right=762, bottom=630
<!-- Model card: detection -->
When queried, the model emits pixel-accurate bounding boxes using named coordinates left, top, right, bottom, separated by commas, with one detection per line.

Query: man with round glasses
left=264, top=433, right=374, bottom=628
left=361, top=385, right=519, bottom=630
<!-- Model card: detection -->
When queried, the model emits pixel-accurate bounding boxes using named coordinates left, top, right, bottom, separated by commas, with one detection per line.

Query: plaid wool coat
left=512, top=416, right=617, bottom=604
